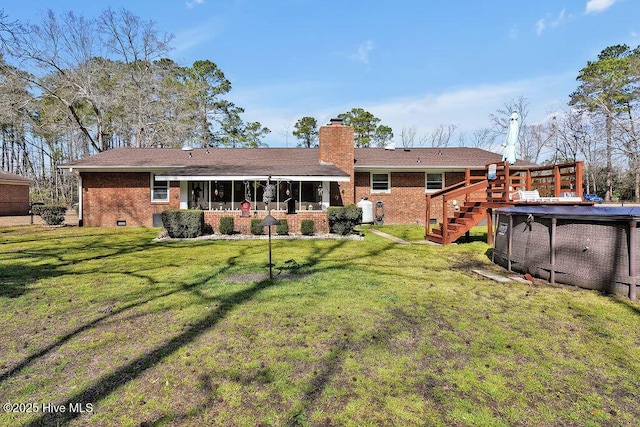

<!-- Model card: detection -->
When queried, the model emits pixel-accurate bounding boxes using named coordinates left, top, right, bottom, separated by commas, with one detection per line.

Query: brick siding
left=80, top=172, right=331, bottom=231
left=319, top=122, right=355, bottom=205
left=204, top=210, right=329, bottom=234
left=78, top=125, right=475, bottom=229
left=354, top=171, right=469, bottom=225
left=0, top=183, right=30, bottom=215
left=82, top=172, right=179, bottom=227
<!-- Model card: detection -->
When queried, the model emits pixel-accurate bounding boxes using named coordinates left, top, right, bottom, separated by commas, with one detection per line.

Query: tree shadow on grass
left=612, top=296, right=640, bottom=316
left=0, top=235, right=161, bottom=298
left=0, top=232, right=215, bottom=298
left=22, top=238, right=372, bottom=426
left=0, top=239, right=249, bottom=384
left=26, top=275, right=276, bottom=426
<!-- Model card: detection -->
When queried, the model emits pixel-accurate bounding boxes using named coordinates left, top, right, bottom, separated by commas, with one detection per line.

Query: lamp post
left=259, top=214, right=280, bottom=280
left=260, top=176, right=280, bottom=280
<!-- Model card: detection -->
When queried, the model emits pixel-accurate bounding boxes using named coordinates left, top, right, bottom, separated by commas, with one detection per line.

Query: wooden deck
left=425, top=161, right=593, bottom=245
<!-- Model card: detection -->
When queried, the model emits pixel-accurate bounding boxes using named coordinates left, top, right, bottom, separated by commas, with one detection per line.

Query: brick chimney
left=319, top=118, right=355, bottom=205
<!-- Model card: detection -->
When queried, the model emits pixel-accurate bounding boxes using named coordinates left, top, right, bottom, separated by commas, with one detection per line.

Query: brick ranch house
left=60, top=119, right=518, bottom=233
left=0, top=171, right=31, bottom=216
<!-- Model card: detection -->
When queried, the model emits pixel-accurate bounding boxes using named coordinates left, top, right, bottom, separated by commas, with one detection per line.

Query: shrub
left=251, top=218, right=264, bottom=235
left=30, top=202, right=45, bottom=216
left=160, top=209, right=204, bottom=238
left=327, top=204, right=362, bottom=235
left=39, top=205, right=67, bottom=226
left=301, top=219, right=314, bottom=236
left=219, top=216, right=235, bottom=235
left=203, top=222, right=214, bottom=235
left=276, top=219, right=289, bottom=235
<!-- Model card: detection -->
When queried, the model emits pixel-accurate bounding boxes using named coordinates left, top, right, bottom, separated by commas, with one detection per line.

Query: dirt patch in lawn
left=226, top=273, right=314, bottom=283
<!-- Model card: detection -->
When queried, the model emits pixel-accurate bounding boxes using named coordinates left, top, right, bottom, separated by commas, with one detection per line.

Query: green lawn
left=0, top=225, right=639, bottom=426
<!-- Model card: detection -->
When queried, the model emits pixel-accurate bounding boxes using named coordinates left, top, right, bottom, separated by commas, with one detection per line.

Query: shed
left=0, top=172, right=31, bottom=216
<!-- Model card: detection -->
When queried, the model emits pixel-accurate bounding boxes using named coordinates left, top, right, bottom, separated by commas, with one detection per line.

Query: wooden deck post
left=487, top=208, right=493, bottom=246
left=425, top=193, right=431, bottom=238
left=504, top=162, right=511, bottom=202
left=554, top=165, right=561, bottom=197
left=442, top=195, right=448, bottom=245
left=507, top=214, right=513, bottom=272
left=575, top=161, right=584, bottom=198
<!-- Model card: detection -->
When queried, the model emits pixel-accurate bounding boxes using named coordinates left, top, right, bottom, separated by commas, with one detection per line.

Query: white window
left=371, top=172, right=390, bottom=193
left=151, top=175, right=169, bottom=202
left=426, top=172, right=444, bottom=191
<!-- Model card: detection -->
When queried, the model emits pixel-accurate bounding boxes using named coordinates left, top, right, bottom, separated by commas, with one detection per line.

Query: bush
left=203, top=223, right=214, bottom=235
left=276, top=219, right=289, bottom=235
left=30, top=202, right=45, bottom=216
left=219, top=216, right=235, bottom=235
left=301, top=219, right=314, bottom=236
left=39, top=205, right=67, bottom=226
left=327, top=204, right=362, bottom=235
left=251, top=218, right=264, bottom=235
left=160, top=209, right=204, bottom=238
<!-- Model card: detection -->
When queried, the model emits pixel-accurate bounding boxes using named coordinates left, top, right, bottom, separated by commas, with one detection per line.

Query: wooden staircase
left=424, top=161, right=587, bottom=245
left=427, top=201, right=487, bottom=244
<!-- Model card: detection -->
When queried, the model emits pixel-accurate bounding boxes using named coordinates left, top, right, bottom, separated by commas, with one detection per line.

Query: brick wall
left=319, top=121, right=355, bottom=205
left=80, top=171, right=331, bottom=232
left=0, top=183, right=30, bottom=215
left=82, top=172, right=179, bottom=227
left=204, top=210, right=329, bottom=234
left=355, top=171, right=470, bottom=226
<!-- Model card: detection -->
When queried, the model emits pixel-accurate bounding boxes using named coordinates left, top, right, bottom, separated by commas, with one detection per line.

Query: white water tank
left=357, top=198, right=374, bottom=224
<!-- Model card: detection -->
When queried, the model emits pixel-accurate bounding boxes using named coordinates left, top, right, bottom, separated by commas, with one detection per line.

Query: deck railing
left=425, top=170, right=487, bottom=237
left=487, top=161, right=584, bottom=202
left=425, top=160, right=585, bottom=242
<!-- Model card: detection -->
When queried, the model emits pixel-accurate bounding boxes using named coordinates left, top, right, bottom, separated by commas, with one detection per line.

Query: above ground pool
left=493, top=205, right=640, bottom=300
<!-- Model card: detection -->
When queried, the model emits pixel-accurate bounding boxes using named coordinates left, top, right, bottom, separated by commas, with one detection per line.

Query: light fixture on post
left=260, top=175, right=280, bottom=280
left=259, top=214, right=280, bottom=280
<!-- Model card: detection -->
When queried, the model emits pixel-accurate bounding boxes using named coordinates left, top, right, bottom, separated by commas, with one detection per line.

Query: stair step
left=454, top=211, right=483, bottom=219
left=455, top=217, right=480, bottom=224
left=447, top=223, right=467, bottom=230
left=460, top=206, right=483, bottom=212
left=426, top=233, right=443, bottom=243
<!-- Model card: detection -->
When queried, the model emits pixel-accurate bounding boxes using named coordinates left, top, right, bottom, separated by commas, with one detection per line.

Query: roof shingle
left=60, top=146, right=533, bottom=173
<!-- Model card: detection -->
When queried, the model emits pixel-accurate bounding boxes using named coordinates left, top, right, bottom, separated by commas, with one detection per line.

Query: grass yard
left=0, top=225, right=639, bottom=426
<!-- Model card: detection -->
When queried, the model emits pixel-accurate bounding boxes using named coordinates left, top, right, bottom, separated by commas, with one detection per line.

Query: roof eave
left=155, top=174, right=350, bottom=182
left=354, top=165, right=488, bottom=170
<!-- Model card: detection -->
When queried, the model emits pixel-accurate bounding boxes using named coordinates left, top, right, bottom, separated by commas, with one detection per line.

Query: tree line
left=0, top=8, right=269, bottom=203
left=293, top=45, right=640, bottom=202
left=1, top=7, right=639, bottom=203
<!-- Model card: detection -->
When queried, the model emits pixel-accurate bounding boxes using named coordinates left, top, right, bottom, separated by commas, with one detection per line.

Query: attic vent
left=384, top=142, right=396, bottom=150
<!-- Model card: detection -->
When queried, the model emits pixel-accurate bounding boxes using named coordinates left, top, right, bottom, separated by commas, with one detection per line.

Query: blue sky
left=4, top=0, right=640, bottom=147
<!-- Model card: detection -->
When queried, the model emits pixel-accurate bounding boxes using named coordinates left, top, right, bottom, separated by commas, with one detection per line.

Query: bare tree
left=519, top=122, right=550, bottom=164
left=490, top=96, right=530, bottom=160
left=1, top=9, right=174, bottom=152
left=467, top=127, right=495, bottom=150
left=424, top=123, right=458, bottom=147
left=399, top=126, right=417, bottom=148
